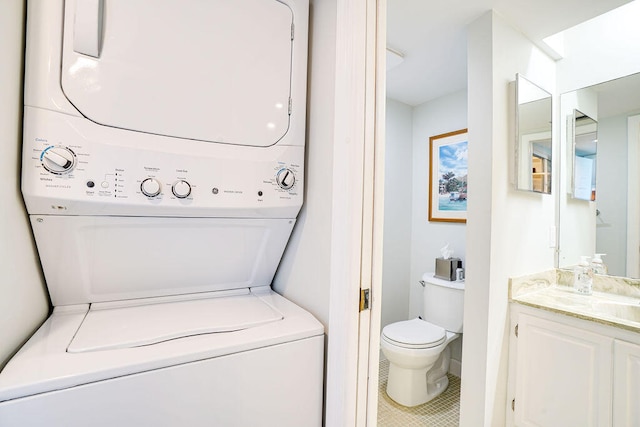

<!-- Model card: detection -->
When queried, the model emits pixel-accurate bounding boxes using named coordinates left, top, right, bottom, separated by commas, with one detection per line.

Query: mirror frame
left=515, top=73, right=553, bottom=194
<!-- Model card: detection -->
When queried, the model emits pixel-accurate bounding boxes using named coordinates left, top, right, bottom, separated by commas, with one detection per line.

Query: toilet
left=381, top=272, right=464, bottom=407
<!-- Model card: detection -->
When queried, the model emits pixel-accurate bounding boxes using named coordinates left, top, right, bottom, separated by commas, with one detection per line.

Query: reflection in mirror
left=558, top=72, right=640, bottom=278
left=572, top=110, right=597, bottom=201
left=515, top=74, right=552, bottom=194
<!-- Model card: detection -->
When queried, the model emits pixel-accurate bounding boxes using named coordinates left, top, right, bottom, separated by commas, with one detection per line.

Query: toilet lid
left=382, top=318, right=446, bottom=349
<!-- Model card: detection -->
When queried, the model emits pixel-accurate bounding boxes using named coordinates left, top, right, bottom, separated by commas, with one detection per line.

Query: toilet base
left=385, top=346, right=451, bottom=407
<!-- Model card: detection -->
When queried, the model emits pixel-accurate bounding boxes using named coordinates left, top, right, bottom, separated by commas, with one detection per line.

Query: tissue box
left=435, top=257, right=462, bottom=281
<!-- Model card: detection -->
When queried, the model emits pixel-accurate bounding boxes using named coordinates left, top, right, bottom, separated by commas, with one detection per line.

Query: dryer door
left=60, top=0, right=293, bottom=147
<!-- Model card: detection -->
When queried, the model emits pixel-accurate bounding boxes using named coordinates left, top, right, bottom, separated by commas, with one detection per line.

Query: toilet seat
left=381, top=318, right=446, bottom=349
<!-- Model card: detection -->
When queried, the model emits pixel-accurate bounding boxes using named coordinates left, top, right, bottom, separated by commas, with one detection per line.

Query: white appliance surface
left=0, top=294, right=323, bottom=426
left=30, top=215, right=296, bottom=305
left=22, top=0, right=307, bottom=219
left=21, top=106, right=303, bottom=218
left=19, top=0, right=309, bottom=305
left=1, top=337, right=324, bottom=427
left=68, top=289, right=284, bottom=352
left=58, top=0, right=303, bottom=148
left=4, top=0, right=322, bottom=424
left=0, top=289, right=322, bottom=403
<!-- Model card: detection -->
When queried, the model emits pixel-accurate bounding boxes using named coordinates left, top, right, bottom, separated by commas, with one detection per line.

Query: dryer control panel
left=22, top=107, right=303, bottom=218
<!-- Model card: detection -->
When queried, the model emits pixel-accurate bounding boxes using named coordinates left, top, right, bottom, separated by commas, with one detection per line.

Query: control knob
left=276, top=168, right=296, bottom=190
left=172, top=180, right=192, bottom=198
left=140, top=178, right=161, bottom=197
left=41, top=146, right=76, bottom=174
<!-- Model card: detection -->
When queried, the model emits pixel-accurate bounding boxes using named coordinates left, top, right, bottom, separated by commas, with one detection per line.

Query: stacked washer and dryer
left=0, top=1, right=323, bottom=426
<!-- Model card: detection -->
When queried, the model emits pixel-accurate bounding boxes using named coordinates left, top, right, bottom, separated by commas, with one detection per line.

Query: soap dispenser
left=591, top=253, right=608, bottom=275
left=574, top=256, right=593, bottom=295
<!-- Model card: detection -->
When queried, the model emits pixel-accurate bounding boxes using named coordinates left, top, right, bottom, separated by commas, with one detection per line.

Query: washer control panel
left=22, top=109, right=303, bottom=218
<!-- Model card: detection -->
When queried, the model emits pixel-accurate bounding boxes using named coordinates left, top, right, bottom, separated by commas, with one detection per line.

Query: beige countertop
left=509, top=269, right=640, bottom=333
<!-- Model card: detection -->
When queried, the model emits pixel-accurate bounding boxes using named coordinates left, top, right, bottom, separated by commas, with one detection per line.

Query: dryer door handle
left=73, top=0, right=104, bottom=58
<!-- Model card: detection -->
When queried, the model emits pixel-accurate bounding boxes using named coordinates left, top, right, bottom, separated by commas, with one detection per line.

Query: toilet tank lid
left=422, top=272, right=465, bottom=290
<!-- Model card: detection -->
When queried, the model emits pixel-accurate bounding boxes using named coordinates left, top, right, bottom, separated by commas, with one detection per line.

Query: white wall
left=381, top=99, right=412, bottom=329
left=596, top=113, right=634, bottom=276
left=408, top=89, right=468, bottom=319
left=0, top=0, right=50, bottom=369
left=273, top=0, right=335, bottom=329
left=460, top=11, right=556, bottom=427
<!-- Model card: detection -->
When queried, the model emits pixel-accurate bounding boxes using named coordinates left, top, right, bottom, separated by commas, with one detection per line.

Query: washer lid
left=382, top=318, right=446, bottom=349
left=61, top=0, right=294, bottom=147
left=67, top=289, right=283, bottom=353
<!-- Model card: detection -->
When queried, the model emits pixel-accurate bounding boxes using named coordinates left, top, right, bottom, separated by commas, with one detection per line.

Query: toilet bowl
left=381, top=318, right=458, bottom=406
left=380, top=273, right=464, bottom=407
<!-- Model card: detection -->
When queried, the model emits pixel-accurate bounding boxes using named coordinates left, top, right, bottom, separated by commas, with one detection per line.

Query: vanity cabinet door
left=514, top=313, right=613, bottom=427
left=613, top=340, right=640, bottom=427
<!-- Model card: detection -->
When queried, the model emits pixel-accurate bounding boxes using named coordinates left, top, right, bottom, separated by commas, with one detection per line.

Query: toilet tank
left=422, top=273, right=465, bottom=333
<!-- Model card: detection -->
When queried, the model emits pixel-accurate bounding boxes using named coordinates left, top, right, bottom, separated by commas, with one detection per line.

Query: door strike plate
left=360, top=289, right=370, bottom=311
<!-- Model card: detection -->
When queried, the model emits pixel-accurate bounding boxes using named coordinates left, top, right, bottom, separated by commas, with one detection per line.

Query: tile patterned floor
left=377, top=358, right=461, bottom=426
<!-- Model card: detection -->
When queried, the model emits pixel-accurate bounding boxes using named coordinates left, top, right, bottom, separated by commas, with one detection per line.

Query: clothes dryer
left=0, top=1, right=322, bottom=426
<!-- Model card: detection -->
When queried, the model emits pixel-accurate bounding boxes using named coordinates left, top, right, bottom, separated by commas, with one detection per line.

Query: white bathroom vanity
left=506, top=271, right=640, bottom=427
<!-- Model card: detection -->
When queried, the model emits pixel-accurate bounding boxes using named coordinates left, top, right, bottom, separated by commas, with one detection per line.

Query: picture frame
left=428, top=129, right=468, bottom=223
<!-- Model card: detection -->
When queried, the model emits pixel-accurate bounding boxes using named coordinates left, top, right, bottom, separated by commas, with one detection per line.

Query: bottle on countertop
left=591, top=253, right=608, bottom=275
left=574, top=256, right=593, bottom=295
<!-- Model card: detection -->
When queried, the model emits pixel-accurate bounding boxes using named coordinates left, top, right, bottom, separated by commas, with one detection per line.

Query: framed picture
left=429, top=129, right=468, bottom=223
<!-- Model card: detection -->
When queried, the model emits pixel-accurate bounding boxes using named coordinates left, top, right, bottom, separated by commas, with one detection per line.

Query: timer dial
left=41, top=146, right=76, bottom=174
left=172, top=180, right=192, bottom=198
left=276, top=168, right=295, bottom=190
left=140, top=178, right=161, bottom=197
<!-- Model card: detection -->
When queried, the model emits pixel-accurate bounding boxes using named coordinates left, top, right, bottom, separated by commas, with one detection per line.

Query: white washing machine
left=0, top=1, right=323, bottom=426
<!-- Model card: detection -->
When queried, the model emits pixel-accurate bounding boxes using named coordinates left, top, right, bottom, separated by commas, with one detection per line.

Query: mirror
left=558, top=72, right=640, bottom=277
left=571, top=110, right=597, bottom=201
left=515, top=74, right=552, bottom=194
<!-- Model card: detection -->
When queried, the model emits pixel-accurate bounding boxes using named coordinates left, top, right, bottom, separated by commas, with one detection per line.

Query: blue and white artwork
left=437, top=140, right=468, bottom=211
left=429, top=129, right=468, bottom=223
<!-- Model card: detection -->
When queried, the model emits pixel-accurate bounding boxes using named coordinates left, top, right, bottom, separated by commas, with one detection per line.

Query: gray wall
left=0, top=0, right=50, bottom=369
left=272, top=0, right=335, bottom=330
left=381, top=99, right=412, bottom=329
left=596, top=113, right=636, bottom=276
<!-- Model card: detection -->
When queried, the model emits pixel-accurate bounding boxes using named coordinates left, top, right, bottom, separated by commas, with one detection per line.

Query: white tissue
left=440, top=243, right=454, bottom=259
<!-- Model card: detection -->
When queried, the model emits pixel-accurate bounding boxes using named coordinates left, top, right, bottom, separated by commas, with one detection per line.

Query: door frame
left=323, top=0, right=385, bottom=425
left=357, top=0, right=386, bottom=425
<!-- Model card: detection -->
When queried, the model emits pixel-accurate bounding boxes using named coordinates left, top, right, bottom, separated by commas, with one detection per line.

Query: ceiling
left=386, top=0, right=633, bottom=106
